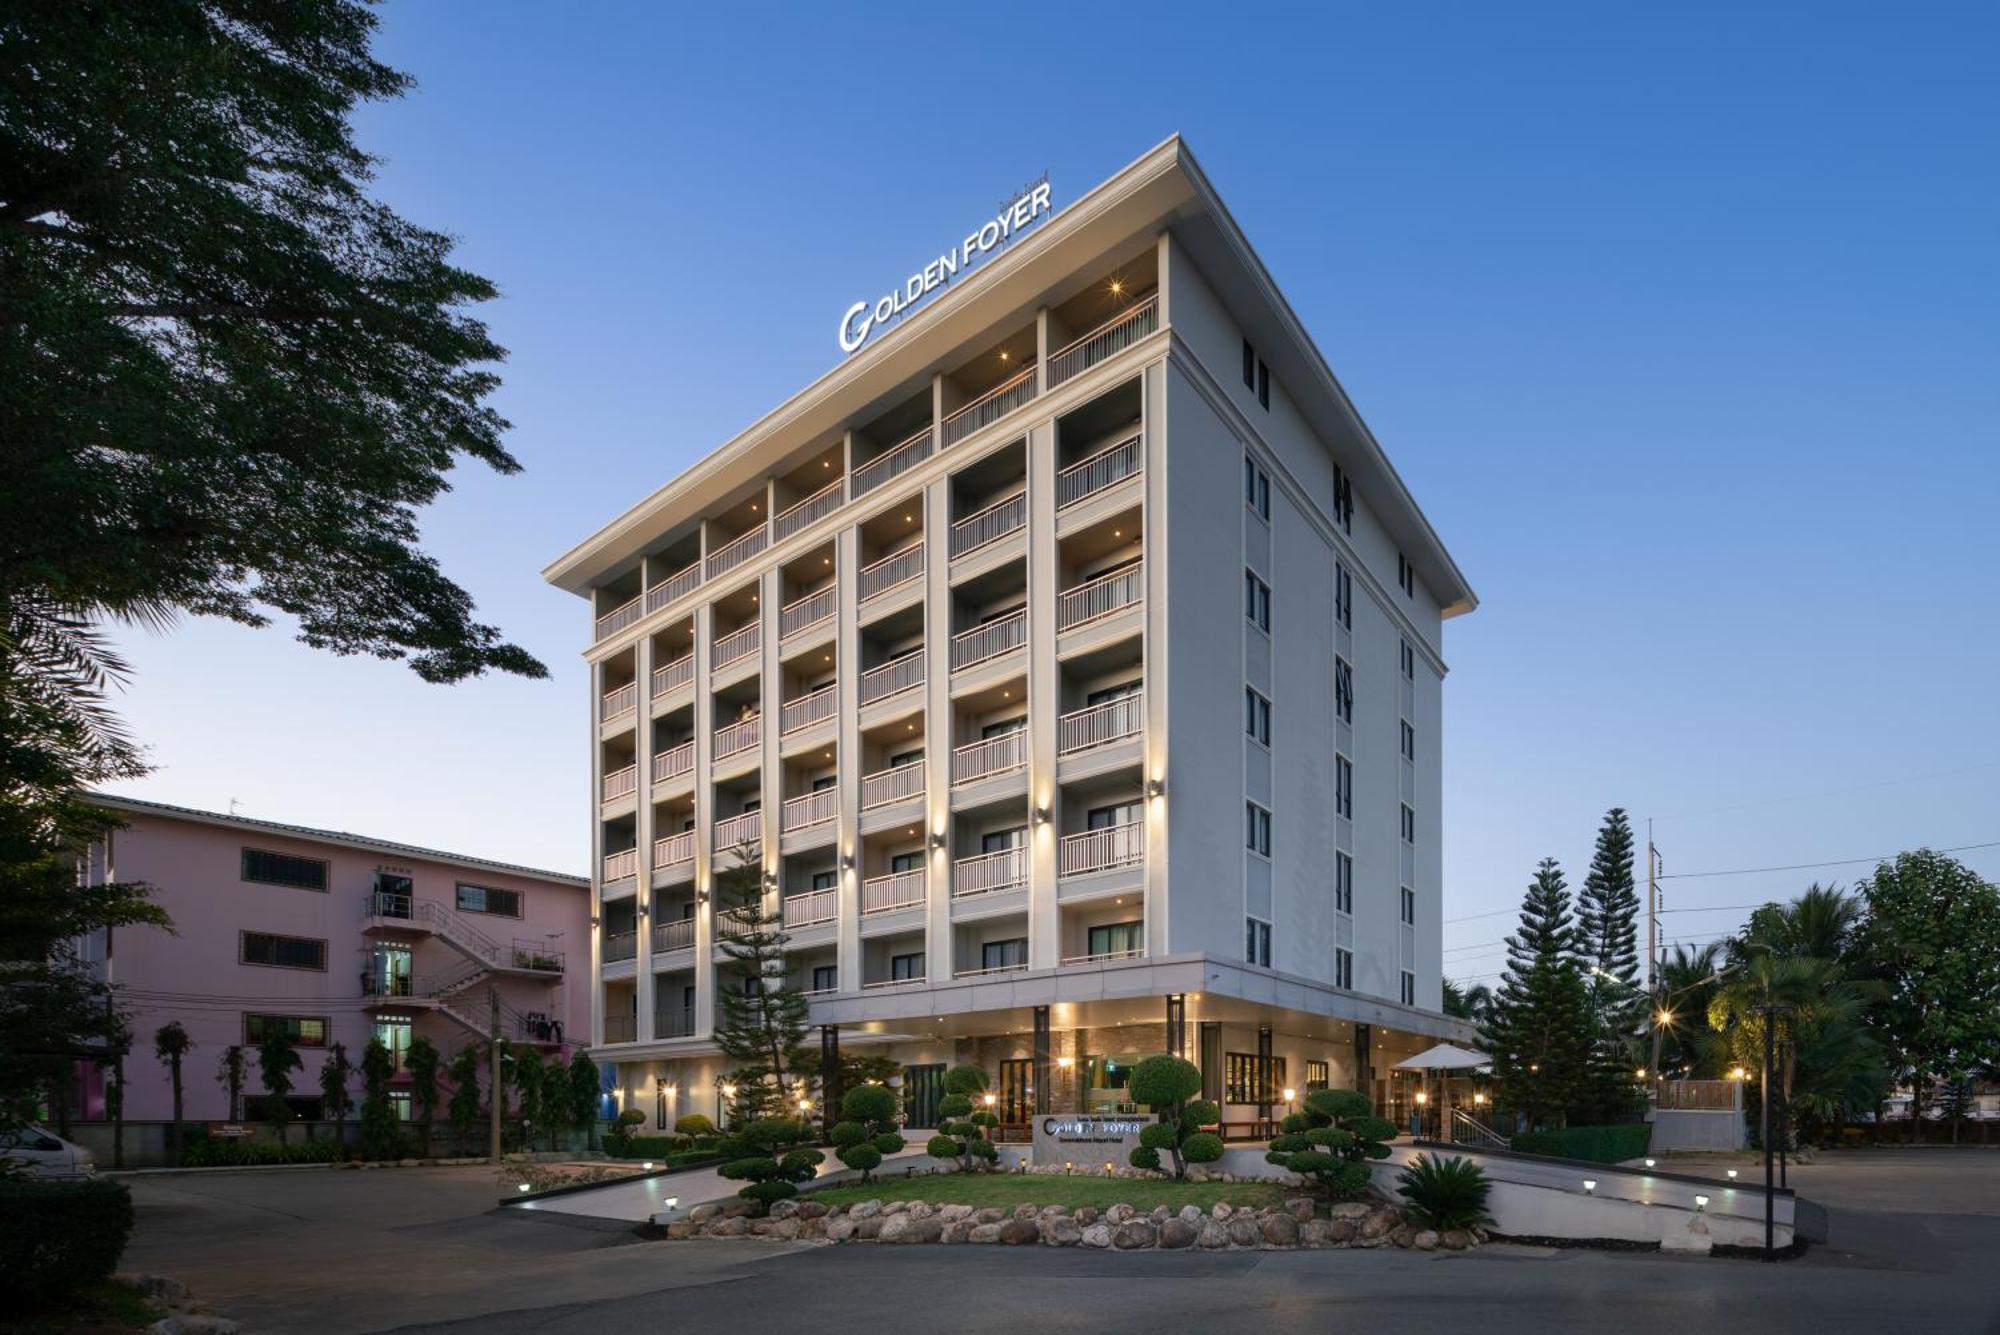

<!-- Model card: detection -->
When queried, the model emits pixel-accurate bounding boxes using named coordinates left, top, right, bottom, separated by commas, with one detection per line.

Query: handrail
left=651, top=740, right=694, bottom=784
left=714, top=810, right=762, bottom=850
left=1047, top=293, right=1159, bottom=387
left=712, top=620, right=761, bottom=669
left=602, top=848, right=637, bottom=882
left=859, top=651, right=923, bottom=705
left=600, top=681, right=637, bottom=722
left=1056, top=432, right=1143, bottom=509
left=601, top=764, right=637, bottom=803
left=653, top=1006, right=697, bottom=1039
left=1057, top=561, right=1143, bottom=632
left=594, top=594, right=642, bottom=641
left=652, top=916, right=695, bottom=953
left=858, top=542, right=924, bottom=601
left=941, top=365, right=1036, bottom=446
left=781, top=788, right=836, bottom=831
left=1060, top=946, right=1145, bottom=966
left=860, top=758, right=924, bottom=809
left=851, top=426, right=932, bottom=498
left=950, top=607, right=1026, bottom=670
left=783, top=887, right=838, bottom=928
left=955, top=962, right=1031, bottom=980
left=1058, top=691, right=1143, bottom=755
left=780, top=684, right=836, bottom=734
left=713, top=712, right=760, bottom=759
left=949, top=490, right=1027, bottom=557
left=652, top=829, right=694, bottom=868
left=1448, top=1108, right=1510, bottom=1149
left=953, top=845, right=1026, bottom=897
left=864, top=974, right=926, bottom=990
left=861, top=869, right=925, bottom=913
left=704, top=525, right=768, bottom=581
left=603, top=929, right=637, bottom=963
left=773, top=477, right=843, bottom=541
left=645, top=561, right=701, bottom=614
left=952, top=730, right=1026, bottom=784
left=651, top=653, right=694, bottom=697
left=780, top=583, right=837, bottom=637
left=602, top=1014, right=637, bottom=1043
left=1058, top=821, right=1143, bottom=876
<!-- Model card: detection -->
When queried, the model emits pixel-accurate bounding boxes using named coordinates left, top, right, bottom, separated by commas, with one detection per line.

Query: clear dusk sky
left=103, top=2, right=2000, bottom=986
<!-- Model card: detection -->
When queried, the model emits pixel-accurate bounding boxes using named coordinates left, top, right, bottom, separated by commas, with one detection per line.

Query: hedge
left=178, top=1135, right=345, bottom=1167
left=0, top=1177, right=135, bottom=1303
left=1509, top=1123, right=1651, bottom=1163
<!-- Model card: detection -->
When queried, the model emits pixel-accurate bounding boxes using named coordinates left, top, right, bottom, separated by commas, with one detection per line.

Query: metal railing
left=652, top=829, right=694, bottom=869
left=953, top=846, right=1026, bottom=897
left=941, top=365, right=1035, bottom=446
left=780, top=584, right=836, bottom=637
left=859, top=651, right=923, bottom=705
left=955, top=962, right=1030, bottom=980
left=365, top=889, right=413, bottom=920
left=780, top=684, right=836, bottom=734
left=864, top=974, right=926, bottom=990
left=645, top=561, right=701, bottom=614
left=1058, top=822, right=1143, bottom=876
left=653, top=917, right=695, bottom=953
left=712, top=713, right=760, bottom=759
left=654, top=1007, right=696, bottom=1039
left=774, top=477, right=843, bottom=541
left=601, top=764, right=637, bottom=803
left=858, top=542, right=924, bottom=601
left=1655, top=1079, right=1741, bottom=1112
left=851, top=426, right=932, bottom=498
left=1057, top=561, right=1143, bottom=632
left=714, top=810, right=762, bottom=849
left=1058, top=691, right=1143, bottom=755
left=712, top=621, right=761, bottom=669
left=704, top=526, right=768, bottom=581
left=1447, top=1108, right=1510, bottom=1149
left=602, top=848, right=638, bottom=882
left=860, top=758, right=924, bottom=809
left=1047, top=293, right=1158, bottom=388
left=1056, top=433, right=1142, bottom=509
left=781, top=788, right=836, bottom=832
left=861, top=870, right=925, bottom=913
left=652, top=740, right=694, bottom=784
left=595, top=594, right=642, bottom=642
left=950, top=608, right=1026, bottom=670
left=1060, top=946, right=1145, bottom=966
left=603, top=930, right=637, bottom=963
left=600, top=681, right=636, bottom=722
left=602, top=1014, right=636, bottom=1043
left=949, top=490, right=1026, bottom=557
left=952, top=730, right=1026, bottom=784
left=783, top=887, right=838, bottom=928
left=651, top=652, right=693, bottom=698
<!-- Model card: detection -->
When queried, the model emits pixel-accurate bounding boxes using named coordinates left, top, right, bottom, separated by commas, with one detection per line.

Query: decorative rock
left=1212, top=1201, right=1235, bottom=1221
left=1105, top=1203, right=1135, bottom=1224
left=824, top=1217, right=858, bottom=1242
left=975, top=1207, right=1008, bottom=1225
left=853, top=1217, right=884, bottom=1240
left=1081, top=1223, right=1114, bottom=1248
left=907, top=1201, right=934, bottom=1220
left=1227, top=1216, right=1262, bottom=1247
left=937, top=1203, right=975, bottom=1222
left=1112, top=1220, right=1157, bottom=1249
left=1414, top=1230, right=1439, bottom=1251
left=1326, top=1219, right=1357, bottom=1245
left=900, top=1218, right=945, bottom=1244
left=1439, top=1229, right=1470, bottom=1251
left=1074, top=1206, right=1099, bottom=1226
left=1261, top=1213, right=1299, bottom=1247
left=1040, top=1204, right=1068, bottom=1218
left=1159, top=1218, right=1197, bottom=1249
left=884, top=1201, right=910, bottom=1215
left=944, top=1220, right=976, bottom=1244
left=1299, top=1219, right=1334, bottom=1248
left=877, top=1214, right=912, bottom=1243
left=709, top=1217, right=749, bottom=1238
left=769, top=1219, right=802, bottom=1241
left=795, top=1200, right=830, bottom=1220
left=1285, top=1197, right=1316, bottom=1222
left=665, top=1222, right=695, bottom=1240
left=1390, top=1225, right=1415, bottom=1248
left=968, top=1223, right=1004, bottom=1244
left=1330, top=1202, right=1372, bottom=1221
left=1178, top=1204, right=1204, bottom=1224
left=1149, top=1205, right=1171, bottom=1225
left=748, top=1220, right=774, bottom=1236
left=799, top=1219, right=825, bottom=1240
left=769, top=1199, right=800, bottom=1220
left=689, top=1203, right=723, bottom=1224
left=998, top=1218, right=1041, bottom=1245
left=1198, top=1221, right=1231, bottom=1249
left=1042, top=1216, right=1083, bottom=1246
left=1359, top=1209, right=1396, bottom=1240
left=850, top=1200, right=884, bottom=1220
left=1013, top=1202, right=1040, bottom=1220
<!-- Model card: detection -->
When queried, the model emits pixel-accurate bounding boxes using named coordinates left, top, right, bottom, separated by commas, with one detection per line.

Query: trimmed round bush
left=1128, top=1055, right=1202, bottom=1109
left=1181, top=1131, right=1224, bottom=1164
left=1129, top=1145, right=1162, bottom=1171
left=1139, top=1121, right=1179, bottom=1151
left=967, top=1137, right=999, bottom=1162
left=675, top=1113, right=716, bottom=1137
left=840, top=1144, right=882, bottom=1175
left=871, top=1131, right=905, bottom=1156
left=0, top=1178, right=134, bottom=1304
left=926, top=1134, right=960, bottom=1160
left=840, top=1082, right=899, bottom=1126
left=740, top=1180, right=797, bottom=1204
left=1265, top=1089, right=1391, bottom=1198
left=942, top=1063, right=988, bottom=1096
left=829, top=1120, right=866, bottom=1149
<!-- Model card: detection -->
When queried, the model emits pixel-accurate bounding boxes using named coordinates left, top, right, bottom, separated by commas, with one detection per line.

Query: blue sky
left=105, top=2, right=2000, bottom=985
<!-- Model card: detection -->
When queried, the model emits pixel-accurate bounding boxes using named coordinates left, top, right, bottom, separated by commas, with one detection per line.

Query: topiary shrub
left=0, top=1178, right=134, bottom=1304
left=930, top=1064, right=1000, bottom=1172
left=1396, top=1153, right=1495, bottom=1231
left=830, top=1083, right=905, bottom=1182
left=605, top=1108, right=646, bottom=1155
left=675, top=1113, right=716, bottom=1138
left=1124, top=1055, right=1224, bottom=1179
left=715, top=1116, right=825, bottom=1210
left=1264, top=1088, right=1394, bottom=1197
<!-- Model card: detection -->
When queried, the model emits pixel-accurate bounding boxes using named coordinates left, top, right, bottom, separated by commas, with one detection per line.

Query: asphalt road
left=117, top=1150, right=2000, bottom=1335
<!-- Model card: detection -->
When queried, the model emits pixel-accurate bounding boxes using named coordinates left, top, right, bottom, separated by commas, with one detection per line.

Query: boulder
left=878, top=1214, right=913, bottom=1243
left=1299, top=1219, right=1334, bottom=1248
left=1285, top=1197, right=1316, bottom=1222
left=795, top=1200, right=830, bottom=1220
left=1439, top=1229, right=1470, bottom=1251
left=689, top=1203, right=723, bottom=1224
left=1081, top=1223, right=1114, bottom=1248
left=1013, top=1203, right=1040, bottom=1220
left=1326, top=1218, right=1357, bottom=1245
left=906, top=1201, right=934, bottom=1220
left=1105, top=1203, right=1136, bottom=1224
left=975, top=1207, right=1008, bottom=1225
left=1040, top=1204, right=1069, bottom=1219
left=1149, top=1205, right=1172, bottom=1225
left=1074, top=1206, right=1099, bottom=1226
left=938, top=1203, right=976, bottom=1222
left=884, top=1201, right=910, bottom=1216
left=749, top=1220, right=774, bottom=1236
left=850, top=1200, right=884, bottom=1220
left=1159, top=1218, right=1197, bottom=1249
left=1042, top=1216, right=1083, bottom=1246
left=853, top=1217, right=884, bottom=1240
left=1413, top=1230, right=1439, bottom=1251
left=1178, top=1204, right=1204, bottom=1224
left=1212, top=1201, right=1235, bottom=1221
left=769, top=1199, right=800, bottom=1220
left=709, top=1216, right=748, bottom=1238
left=943, top=1220, right=976, bottom=1244
left=1112, top=1220, right=1157, bottom=1249
left=1260, top=1213, right=1299, bottom=1247
left=998, top=1218, right=1041, bottom=1245
left=665, top=1222, right=695, bottom=1240
left=769, top=1219, right=802, bottom=1241
left=1359, top=1209, right=1396, bottom=1240
left=1198, top=1221, right=1231, bottom=1249
left=823, top=1217, right=858, bottom=1242
left=898, top=1218, right=944, bottom=1244
left=1330, top=1201, right=1372, bottom=1221
left=1389, top=1225, right=1415, bottom=1248
left=1227, top=1216, right=1263, bottom=1248
left=968, top=1223, right=1004, bottom=1244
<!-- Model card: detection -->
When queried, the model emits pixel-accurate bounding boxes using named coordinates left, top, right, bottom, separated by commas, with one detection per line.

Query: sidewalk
left=517, top=1136, right=944, bottom=1222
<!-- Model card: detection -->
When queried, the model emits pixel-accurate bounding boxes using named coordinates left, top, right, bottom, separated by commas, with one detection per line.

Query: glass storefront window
left=1081, top=1053, right=1144, bottom=1113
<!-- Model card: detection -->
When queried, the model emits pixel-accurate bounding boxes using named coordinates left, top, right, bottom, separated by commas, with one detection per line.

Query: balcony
left=714, top=810, right=762, bottom=850
left=863, top=973, right=926, bottom=990
left=601, top=682, right=636, bottom=723
left=774, top=477, right=843, bottom=542
left=652, top=740, right=694, bottom=785
left=603, top=1014, right=636, bottom=1043
left=780, top=584, right=836, bottom=638
left=1057, top=433, right=1142, bottom=510
left=705, top=526, right=769, bottom=582
left=652, top=917, right=695, bottom=954
left=953, top=846, right=1026, bottom=898
left=655, top=1006, right=696, bottom=1039
left=862, top=869, right=925, bottom=914
left=861, top=758, right=925, bottom=810
left=1060, top=945, right=1145, bottom=966
left=780, top=684, right=837, bottom=735
left=595, top=594, right=642, bottom=642
left=713, top=621, right=761, bottom=670
left=713, top=713, right=760, bottom=761
left=1057, top=561, right=1143, bottom=632
left=602, top=848, right=638, bottom=883
left=1047, top=293, right=1159, bottom=388
left=1058, top=821, right=1143, bottom=877
left=950, top=609, right=1026, bottom=671
left=603, top=930, right=637, bottom=964
left=781, top=788, right=836, bottom=833
left=784, top=887, right=838, bottom=929
left=645, top=561, right=701, bottom=615
left=651, top=652, right=694, bottom=698
left=859, top=652, right=923, bottom=706
left=955, top=961, right=1031, bottom=980
left=941, top=364, right=1035, bottom=447
left=652, top=829, right=694, bottom=869
left=1059, top=692, right=1143, bottom=755
left=601, top=764, right=637, bottom=803
left=952, top=731, right=1026, bottom=785
left=852, top=426, right=932, bottom=499
left=859, top=543, right=924, bottom=602
left=949, top=490, right=1026, bottom=559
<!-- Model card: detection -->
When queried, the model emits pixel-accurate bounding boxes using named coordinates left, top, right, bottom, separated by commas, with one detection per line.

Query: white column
left=834, top=523, right=863, bottom=992
left=1025, top=418, right=1061, bottom=969
left=690, top=600, right=716, bottom=1038
left=923, top=474, right=953, bottom=984
left=634, top=631, right=656, bottom=1040
left=1142, top=358, right=1171, bottom=959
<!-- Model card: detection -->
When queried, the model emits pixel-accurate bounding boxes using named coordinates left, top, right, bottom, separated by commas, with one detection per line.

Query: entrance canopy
left=1393, top=1043, right=1490, bottom=1072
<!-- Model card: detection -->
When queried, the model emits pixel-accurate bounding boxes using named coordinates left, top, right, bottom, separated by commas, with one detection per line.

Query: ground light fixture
left=642, top=1161, right=654, bottom=1171
left=1726, top=1169, right=1739, bottom=1181
left=1694, top=1195, right=1710, bottom=1210
left=1582, top=1180, right=1597, bottom=1194
left=517, top=1184, right=530, bottom=1193
left=1644, top=1158, right=1657, bottom=1170
left=664, top=1197, right=679, bottom=1210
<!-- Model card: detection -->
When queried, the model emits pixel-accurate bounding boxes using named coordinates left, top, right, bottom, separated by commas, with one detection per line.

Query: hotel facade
left=545, top=138, right=1477, bottom=1135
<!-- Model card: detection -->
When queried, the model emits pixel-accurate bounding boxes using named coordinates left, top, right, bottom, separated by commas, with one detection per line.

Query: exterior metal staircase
left=361, top=892, right=568, bottom=1048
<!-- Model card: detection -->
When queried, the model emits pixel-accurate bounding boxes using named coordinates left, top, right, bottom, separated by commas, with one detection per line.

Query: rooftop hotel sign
left=838, top=178, right=1053, bottom=354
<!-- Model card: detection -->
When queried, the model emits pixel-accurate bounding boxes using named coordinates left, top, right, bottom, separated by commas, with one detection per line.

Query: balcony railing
left=652, top=829, right=694, bottom=869
left=859, top=651, right=923, bottom=706
left=603, top=1014, right=636, bottom=1043
left=950, top=608, right=1026, bottom=670
left=646, top=561, right=701, bottom=615
left=602, top=848, right=637, bottom=882
left=713, top=713, right=760, bottom=760
left=714, top=810, right=762, bottom=850
left=862, top=869, right=925, bottom=913
left=780, top=584, right=836, bottom=638
left=595, top=594, right=642, bottom=642
left=653, top=916, right=695, bottom=953
left=1059, top=691, right=1143, bottom=755
left=601, top=764, right=637, bottom=803
left=600, top=681, right=636, bottom=723
left=705, top=526, right=768, bottom=582
left=941, top=364, right=1036, bottom=446
left=1047, top=293, right=1159, bottom=388
left=952, top=730, right=1025, bottom=784
left=949, top=490, right=1027, bottom=558
left=860, top=758, right=924, bottom=809
left=1058, top=821, right=1143, bottom=877
left=774, top=477, right=843, bottom=542
left=654, top=1006, right=696, bottom=1039
left=781, top=788, right=836, bottom=832
left=652, top=740, right=694, bottom=784
left=1057, top=561, right=1143, bottom=632
left=1057, top=432, right=1143, bottom=510
left=784, top=887, right=838, bottom=928
left=955, top=961, right=1031, bottom=980
left=953, top=846, right=1026, bottom=897
left=864, top=973, right=926, bottom=990
left=713, top=621, right=761, bottom=670
left=852, top=426, right=933, bottom=498
left=780, top=684, right=836, bottom=734
left=651, top=652, right=694, bottom=698
left=603, top=930, right=637, bottom=963
left=858, top=542, right=924, bottom=601
left=1060, top=946, right=1145, bottom=966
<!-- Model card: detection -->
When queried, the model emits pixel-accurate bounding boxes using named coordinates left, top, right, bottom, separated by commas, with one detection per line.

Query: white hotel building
left=545, top=138, right=1478, bottom=1136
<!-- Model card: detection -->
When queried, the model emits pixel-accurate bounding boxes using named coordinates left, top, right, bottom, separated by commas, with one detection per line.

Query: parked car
left=0, top=1124, right=96, bottom=1178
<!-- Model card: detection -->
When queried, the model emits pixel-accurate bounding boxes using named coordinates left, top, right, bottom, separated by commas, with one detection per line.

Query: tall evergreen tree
left=1480, top=858, right=1594, bottom=1130
left=1577, top=808, right=1643, bottom=1119
left=711, top=845, right=813, bottom=1121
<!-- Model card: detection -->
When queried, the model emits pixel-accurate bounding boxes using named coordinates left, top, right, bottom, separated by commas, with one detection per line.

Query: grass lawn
left=808, top=1172, right=1291, bottom=1212
left=0, top=1279, right=156, bottom=1334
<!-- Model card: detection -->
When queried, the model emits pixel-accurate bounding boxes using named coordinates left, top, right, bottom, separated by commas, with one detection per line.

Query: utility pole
left=488, top=988, right=502, bottom=1164
left=1646, top=826, right=1664, bottom=1084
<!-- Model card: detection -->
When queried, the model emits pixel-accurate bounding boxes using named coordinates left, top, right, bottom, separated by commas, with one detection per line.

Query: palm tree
left=1443, top=980, right=1495, bottom=1024
left=1655, top=941, right=1726, bottom=1078
left=153, top=1022, right=193, bottom=1161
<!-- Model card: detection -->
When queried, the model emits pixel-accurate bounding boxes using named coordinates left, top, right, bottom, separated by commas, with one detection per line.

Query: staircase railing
left=1447, top=1107, right=1509, bottom=1150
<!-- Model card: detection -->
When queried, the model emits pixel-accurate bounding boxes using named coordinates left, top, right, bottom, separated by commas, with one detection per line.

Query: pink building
left=76, top=794, right=589, bottom=1125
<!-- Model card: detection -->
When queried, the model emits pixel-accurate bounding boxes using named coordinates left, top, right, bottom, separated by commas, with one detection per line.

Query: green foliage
left=0, top=1178, right=134, bottom=1304
left=925, top=1133, right=960, bottom=1160
left=675, top=1114, right=716, bottom=1137
left=1265, top=1088, right=1391, bottom=1196
left=406, top=1037, right=442, bottom=1154
left=1182, top=1131, right=1225, bottom=1165
left=317, top=1041, right=354, bottom=1142
left=1396, top=1154, right=1494, bottom=1232
left=359, top=1038, right=402, bottom=1160
left=839, top=1143, right=883, bottom=1176
left=929, top=1065, right=997, bottom=1173
left=1508, top=1123, right=1650, bottom=1163
left=1479, top=858, right=1596, bottom=1129
left=710, top=847, right=814, bottom=1121
left=604, top=1108, right=646, bottom=1155
left=445, top=1042, right=483, bottom=1156
left=215, top=1044, right=247, bottom=1122
left=714, top=1117, right=823, bottom=1208
left=254, top=1032, right=301, bottom=1141
left=1123, top=1056, right=1217, bottom=1180
left=832, top=1083, right=903, bottom=1181
left=602, top=1136, right=718, bottom=1165
left=565, top=1050, right=601, bottom=1150
left=177, top=1133, right=343, bottom=1167
left=510, top=1046, right=546, bottom=1151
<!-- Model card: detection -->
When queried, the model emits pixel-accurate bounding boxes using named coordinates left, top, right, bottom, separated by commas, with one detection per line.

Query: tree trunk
left=169, top=1060, right=184, bottom=1163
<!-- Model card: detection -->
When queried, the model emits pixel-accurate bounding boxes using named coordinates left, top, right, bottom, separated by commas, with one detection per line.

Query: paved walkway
left=520, top=1141, right=946, bottom=1222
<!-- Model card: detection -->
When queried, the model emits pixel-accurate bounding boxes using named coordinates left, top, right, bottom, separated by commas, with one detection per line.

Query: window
left=1245, top=916, right=1271, bottom=967
left=1335, top=948, right=1354, bottom=989
left=1400, top=886, right=1416, bottom=925
left=455, top=884, right=521, bottom=918
left=1400, top=637, right=1415, bottom=680
left=1335, top=756, right=1353, bottom=819
left=1087, top=801, right=1141, bottom=830
left=1335, top=563, right=1352, bottom=630
left=1242, top=338, right=1256, bottom=390
left=1257, top=359, right=1270, bottom=409
left=890, top=952, right=924, bottom=981
left=1244, top=570, right=1270, bottom=632
left=889, top=850, right=923, bottom=874
left=1400, top=719, right=1416, bottom=760
left=241, top=848, right=328, bottom=892
left=1397, top=552, right=1416, bottom=598
left=373, top=1017, right=411, bottom=1070
left=1224, top=1052, right=1286, bottom=1105
left=1305, top=1059, right=1331, bottom=1092
left=981, top=938, right=1028, bottom=970
left=388, top=1090, right=413, bottom=1122
left=1244, top=688, right=1271, bottom=746
left=1244, top=456, right=1270, bottom=520
left=1085, top=679, right=1142, bottom=707
left=811, top=774, right=837, bottom=792
left=1334, top=658, right=1353, bottom=724
left=1245, top=802, right=1271, bottom=857
left=1332, top=465, right=1354, bottom=533
left=890, top=748, right=923, bottom=769
left=243, top=1014, right=327, bottom=1048
left=1401, top=803, right=1416, bottom=844
left=240, top=931, right=326, bottom=972
left=812, top=964, right=839, bottom=992
left=1088, top=921, right=1143, bottom=958
left=982, top=715, right=1026, bottom=739
left=981, top=827, right=1027, bottom=854
left=1335, top=851, right=1353, bottom=914
left=810, top=870, right=837, bottom=891
left=1401, top=970, right=1416, bottom=1005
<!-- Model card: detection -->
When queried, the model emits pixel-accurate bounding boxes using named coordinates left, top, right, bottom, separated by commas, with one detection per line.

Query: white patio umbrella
left=1393, top=1044, right=1492, bottom=1139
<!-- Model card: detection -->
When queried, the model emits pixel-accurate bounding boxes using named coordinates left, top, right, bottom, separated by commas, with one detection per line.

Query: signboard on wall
left=1030, top=1113, right=1155, bottom=1169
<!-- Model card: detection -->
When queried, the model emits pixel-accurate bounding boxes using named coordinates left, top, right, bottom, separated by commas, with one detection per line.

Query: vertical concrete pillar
left=1024, top=417, right=1061, bottom=969
left=923, top=474, right=953, bottom=984
left=690, top=601, right=716, bottom=1039
left=834, top=523, right=862, bottom=991
left=1141, top=358, right=1171, bottom=958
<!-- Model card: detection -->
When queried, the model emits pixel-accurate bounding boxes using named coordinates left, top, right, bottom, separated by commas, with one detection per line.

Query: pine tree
left=1577, top=808, right=1643, bottom=1120
left=1480, top=858, right=1594, bottom=1130
left=711, top=845, right=813, bottom=1121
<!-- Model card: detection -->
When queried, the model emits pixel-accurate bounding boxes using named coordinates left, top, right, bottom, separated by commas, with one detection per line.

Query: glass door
left=902, top=1062, right=945, bottom=1130
left=998, top=1058, right=1033, bottom=1124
